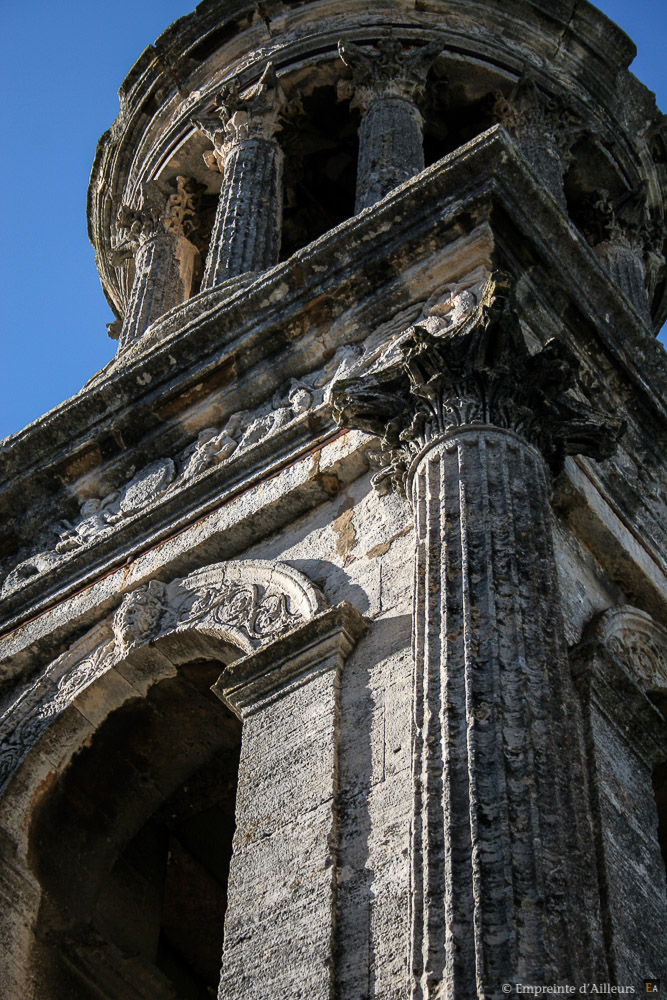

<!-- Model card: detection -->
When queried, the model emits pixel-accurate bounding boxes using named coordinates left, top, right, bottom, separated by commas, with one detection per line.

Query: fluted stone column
left=193, top=63, right=285, bottom=288
left=111, top=177, right=201, bottom=350
left=583, top=186, right=654, bottom=327
left=338, top=36, right=440, bottom=213
left=494, top=76, right=579, bottom=210
left=332, top=273, right=623, bottom=998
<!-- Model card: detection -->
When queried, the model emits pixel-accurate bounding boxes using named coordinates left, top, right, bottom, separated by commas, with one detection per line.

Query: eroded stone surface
left=1, top=3, right=667, bottom=998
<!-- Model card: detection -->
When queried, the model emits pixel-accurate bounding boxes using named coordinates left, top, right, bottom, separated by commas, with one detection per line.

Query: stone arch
left=572, top=604, right=667, bottom=979
left=583, top=604, right=667, bottom=702
left=0, top=558, right=329, bottom=1000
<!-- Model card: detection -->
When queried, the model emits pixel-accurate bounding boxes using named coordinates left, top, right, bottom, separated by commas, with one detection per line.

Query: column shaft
left=594, top=240, right=651, bottom=325
left=513, top=131, right=567, bottom=208
left=202, top=137, right=284, bottom=288
left=409, top=427, right=606, bottom=997
left=119, top=232, right=198, bottom=350
left=355, top=97, right=424, bottom=212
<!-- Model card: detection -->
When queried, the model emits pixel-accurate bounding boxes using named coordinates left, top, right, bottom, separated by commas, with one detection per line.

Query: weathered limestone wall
left=1, top=0, right=667, bottom=995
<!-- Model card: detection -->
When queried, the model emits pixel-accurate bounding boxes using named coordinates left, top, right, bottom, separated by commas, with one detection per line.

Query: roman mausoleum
left=0, top=1, right=666, bottom=997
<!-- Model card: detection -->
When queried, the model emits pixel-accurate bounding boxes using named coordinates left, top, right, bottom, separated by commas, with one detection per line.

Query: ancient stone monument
left=1, top=1, right=666, bottom=997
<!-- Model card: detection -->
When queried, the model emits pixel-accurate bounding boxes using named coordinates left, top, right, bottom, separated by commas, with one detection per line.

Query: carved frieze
left=331, top=272, right=623, bottom=495
left=0, top=359, right=354, bottom=598
left=0, top=560, right=326, bottom=793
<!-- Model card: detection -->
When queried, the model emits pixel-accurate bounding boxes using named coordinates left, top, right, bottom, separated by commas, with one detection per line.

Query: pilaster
left=211, top=604, right=366, bottom=1000
left=571, top=614, right=667, bottom=982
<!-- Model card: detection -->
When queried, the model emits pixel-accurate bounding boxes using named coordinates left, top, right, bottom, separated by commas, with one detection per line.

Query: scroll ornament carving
left=337, top=34, right=441, bottom=112
left=192, top=62, right=286, bottom=171
left=112, top=577, right=304, bottom=657
left=109, top=175, right=203, bottom=267
left=0, top=629, right=114, bottom=794
left=0, top=560, right=325, bottom=791
left=592, top=606, right=667, bottom=695
left=330, top=272, right=624, bottom=496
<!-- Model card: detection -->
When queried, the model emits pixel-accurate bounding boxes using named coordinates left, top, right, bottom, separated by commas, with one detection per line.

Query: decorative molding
left=0, top=352, right=360, bottom=598
left=330, top=271, right=623, bottom=496
left=0, top=624, right=114, bottom=794
left=581, top=604, right=667, bottom=696
left=0, top=560, right=327, bottom=793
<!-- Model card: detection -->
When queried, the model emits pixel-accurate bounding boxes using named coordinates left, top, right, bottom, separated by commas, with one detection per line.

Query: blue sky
left=0, top=1, right=665, bottom=441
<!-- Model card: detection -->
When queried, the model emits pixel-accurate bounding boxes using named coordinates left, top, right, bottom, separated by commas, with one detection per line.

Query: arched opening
left=28, top=654, right=241, bottom=1000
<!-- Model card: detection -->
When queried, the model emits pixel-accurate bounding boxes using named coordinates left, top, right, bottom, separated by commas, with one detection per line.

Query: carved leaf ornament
left=331, top=272, right=624, bottom=495
left=0, top=560, right=326, bottom=793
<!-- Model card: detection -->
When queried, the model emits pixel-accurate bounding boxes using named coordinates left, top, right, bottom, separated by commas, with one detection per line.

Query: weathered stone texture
left=1, top=1, right=667, bottom=997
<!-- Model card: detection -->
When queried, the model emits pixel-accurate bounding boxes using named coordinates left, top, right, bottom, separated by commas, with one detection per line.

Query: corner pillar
left=212, top=603, right=366, bottom=1000
left=332, top=273, right=623, bottom=997
left=193, top=63, right=285, bottom=288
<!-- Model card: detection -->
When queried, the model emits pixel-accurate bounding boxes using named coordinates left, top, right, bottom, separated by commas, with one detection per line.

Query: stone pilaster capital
left=337, top=34, right=442, bottom=113
left=191, top=62, right=286, bottom=170
left=109, top=175, right=203, bottom=265
left=330, top=272, right=623, bottom=496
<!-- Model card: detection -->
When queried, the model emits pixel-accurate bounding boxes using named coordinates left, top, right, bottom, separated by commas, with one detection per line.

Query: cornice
left=86, top=0, right=667, bottom=328
left=2, top=129, right=666, bottom=641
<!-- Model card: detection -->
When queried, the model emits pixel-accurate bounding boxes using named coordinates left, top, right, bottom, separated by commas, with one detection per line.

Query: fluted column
left=494, top=76, right=579, bottom=209
left=193, top=63, right=285, bottom=288
left=111, top=177, right=201, bottom=350
left=338, top=36, right=440, bottom=212
left=582, top=185, right=655, bottom=326
left=332, top=273, right=623, bottom=998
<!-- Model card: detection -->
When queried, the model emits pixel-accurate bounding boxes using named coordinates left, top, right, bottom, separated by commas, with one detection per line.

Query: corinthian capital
left=582, top=182, right=652, bottom=253
left=337, top=34, right=441, bottom=112
left=192, top=62, right=286, bottom=170
left=110, top=176, right=203, bottom=264
left=331, top=273, right=623, bottom=495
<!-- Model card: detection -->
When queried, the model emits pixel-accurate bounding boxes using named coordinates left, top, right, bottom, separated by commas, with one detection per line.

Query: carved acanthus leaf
left=337, top=34, right=442, bottom=111
left=192, top=62, right=285, bottom=168
left=493, top=74, right=581, bottom=154
left=331, top=272, right=624, bottom=496
left=581, top=182, right=654, bottom=254
left=110, top=176, right=203, bottom=263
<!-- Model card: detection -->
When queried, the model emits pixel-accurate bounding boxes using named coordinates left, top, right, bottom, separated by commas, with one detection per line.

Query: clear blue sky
left=0, top=1, right=665, bottom=441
